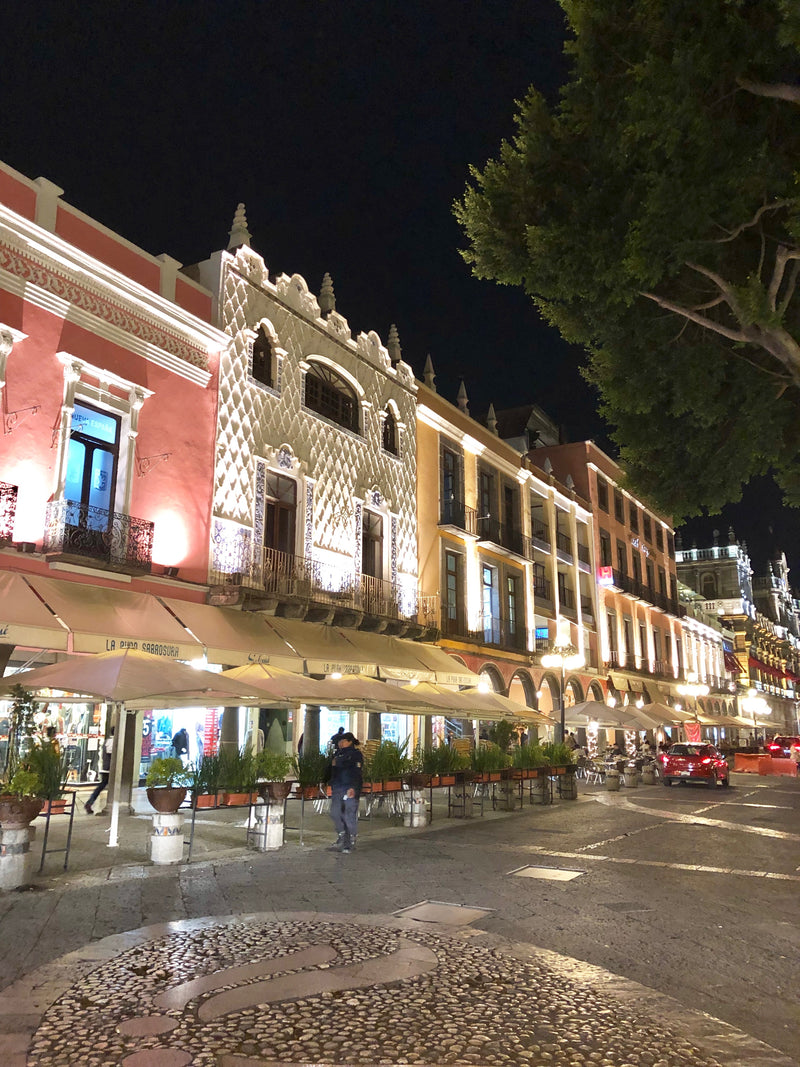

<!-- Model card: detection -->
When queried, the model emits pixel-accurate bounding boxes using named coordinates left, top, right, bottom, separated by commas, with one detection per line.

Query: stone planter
left=606, top=768, right=621, bottom=791
left=641, top=767, right=656, bottom=785
left=0, top=795, right=44, bottom=828
left=150, top=811, right=185, bottom=864
left=403, top=772, right=432, bottom=790
left=146, top=786, right=187, bottom=814
left=259, top=780, right=292, bottom=803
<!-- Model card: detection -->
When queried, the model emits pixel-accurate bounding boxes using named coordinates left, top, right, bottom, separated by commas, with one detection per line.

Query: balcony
left=210, top=543, right=437, bottom=634
left=555, top=530, right=573, bottom=559
left=606, top=651, right=683, bottom=682
left=439, top=498, right=477, bottom=536
left=533, top=574, right=553, bottom=604
left=476, top=517, right=532, bottom=561
left=577, top=543, right=590, bottom=565
left=530, top=516, right=550, bottom=549
left=0, top=481, right=18, bottom=543
left=43, top=499, right=154, bottom=573
left=559, top=585, right=577, bottom=616
left=580, top=595, right=594, bottom=618
left=441, top=611, right=527, bottom=652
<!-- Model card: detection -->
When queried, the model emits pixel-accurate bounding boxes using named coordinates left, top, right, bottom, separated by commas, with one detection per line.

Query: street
left=1, top=772, right=798, bottom=1065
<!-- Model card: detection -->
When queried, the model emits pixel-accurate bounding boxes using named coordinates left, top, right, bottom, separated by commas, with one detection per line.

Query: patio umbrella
left=401, top=682, right=552, bottom=724
left=566, top=700, right=651, bottom=730
left=2, top=649, right=261, bottom=847
left=640, top=701, right=698, bottom=725
left=219, top=663, right=333, bottom=705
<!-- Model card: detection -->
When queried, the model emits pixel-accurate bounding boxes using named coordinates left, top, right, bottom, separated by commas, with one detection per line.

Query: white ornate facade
left=192, top=222, right=419, bottom=619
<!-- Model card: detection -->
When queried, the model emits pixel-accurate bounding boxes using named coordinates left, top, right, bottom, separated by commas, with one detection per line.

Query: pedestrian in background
left=85, top=727, right=114, bottom=815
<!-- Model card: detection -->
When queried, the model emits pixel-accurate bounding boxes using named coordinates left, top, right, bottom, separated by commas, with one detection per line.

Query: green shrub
left=488, top=719, right=515, bottom=751
left=541, top=741, right=574, bottom=766
left=255, top=749, right=293, bottom=781
left=3, top=769, right=41, bottom=798
left=470, top=743, right=509, bottom=773
left=218, top=746, right=257, bottom=792
left=27, top=742, right=70, bottom=799
left=364, top=739, right=410, bottom=781
left=292, top=750, right=330, bottom=788
left=146, top=757, right=191, bottom=788
left=512, top=742, right=549, bottom=769
left=190, top=754, right=220, bottom=795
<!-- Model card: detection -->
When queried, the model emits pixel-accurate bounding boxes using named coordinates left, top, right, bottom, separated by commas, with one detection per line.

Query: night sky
left=2, top=1, right=797, bottom=579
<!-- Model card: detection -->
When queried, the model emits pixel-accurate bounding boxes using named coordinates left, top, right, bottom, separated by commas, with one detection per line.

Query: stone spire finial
left=543, top=457, right=553, bottom=475
left=728, top=525, right=736, bottom=543
left=566, top=473, right=575, bottom=491
left=713, top=528, right=719, bottom=546
left=423, top=354, right=436, bottom=391
left=227, top=203, right=252, bottom=250
left=387, top=324, right=402, bottom=366
left=457, top=379, right=469, bottom=415
left=487, top=403, right=498, bottom=435
left=319, top=273, right=336, bottom=317
left=675, top=532, right=683, bottom=550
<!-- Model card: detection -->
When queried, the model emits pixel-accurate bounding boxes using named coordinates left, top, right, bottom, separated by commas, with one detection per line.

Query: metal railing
left=555, top=530, right=572, bottom=555
left=530, top=516, right=550, bottom=545
left=0, top=481, right=17, bottom=543
left=43, top=499, right=154, bottom=572
left=476, top=517, right=532, bottom=559
left=533, top=574, right=552, bottom=602
left=580, top=595, right=594, bottom=617
left=439, top=498, right=477, bottom=535
left=577, top=543, right=590, bottom=564
left=441, top=610, right=526, bottom=651
left=211, top=542, right=437, bottom=627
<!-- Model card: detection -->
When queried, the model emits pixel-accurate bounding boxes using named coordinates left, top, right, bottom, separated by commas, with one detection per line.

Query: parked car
left=661, top=743, right=730, bottom=789
left=767, top=736, right=800, bottom=759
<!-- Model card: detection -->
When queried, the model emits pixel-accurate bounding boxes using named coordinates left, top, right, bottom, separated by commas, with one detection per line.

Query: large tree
left=455, top=0, right=800, bottom=517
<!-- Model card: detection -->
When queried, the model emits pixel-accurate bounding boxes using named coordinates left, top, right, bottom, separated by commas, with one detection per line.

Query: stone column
left=367, top=712, right=382, bottom=741
left=219, top=707, right=240, bottom=751
left=302, top=706, right=321, bottom=754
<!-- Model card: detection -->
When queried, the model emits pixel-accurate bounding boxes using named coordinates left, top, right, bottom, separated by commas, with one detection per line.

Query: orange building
left=530, top=441, right=685, bottom=704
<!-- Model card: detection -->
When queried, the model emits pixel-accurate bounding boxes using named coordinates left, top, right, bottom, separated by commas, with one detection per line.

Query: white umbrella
left=3, top=649, right=260, bottom=847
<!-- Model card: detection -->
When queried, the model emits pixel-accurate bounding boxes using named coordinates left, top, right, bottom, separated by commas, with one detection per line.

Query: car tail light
left=768, top=744, right=780, bottom=752
left=700, top=757, right=712, bottom=765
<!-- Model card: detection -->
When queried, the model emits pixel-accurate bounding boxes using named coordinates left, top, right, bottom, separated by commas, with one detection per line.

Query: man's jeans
left=330, top=789, right=358, bottom=841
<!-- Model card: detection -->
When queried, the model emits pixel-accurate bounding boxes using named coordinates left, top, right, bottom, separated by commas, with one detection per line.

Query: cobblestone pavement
left=1, top=779, right=798, bottom=1067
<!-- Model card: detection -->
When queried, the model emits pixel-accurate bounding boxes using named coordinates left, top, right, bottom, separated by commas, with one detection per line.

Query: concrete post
left=0, top=825, right=35, bottom=890
left=303, top=705, right=321, bottom=754
left=150, top=812, right=184, bottom=864
left=250, top=798, right=285, bottom=851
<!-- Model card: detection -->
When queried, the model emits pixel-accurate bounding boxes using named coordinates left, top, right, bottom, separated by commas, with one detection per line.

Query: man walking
left=327, top=731, right=363, bottom=853
left=85, top=727, right=114, bottom=815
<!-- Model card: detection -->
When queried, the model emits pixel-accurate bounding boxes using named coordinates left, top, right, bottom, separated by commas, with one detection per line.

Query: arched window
left=251, top=326, right=274, bottom=388
left=382, top=408, right=398, bottom=455
left=304, top=362, right=359, bottom=432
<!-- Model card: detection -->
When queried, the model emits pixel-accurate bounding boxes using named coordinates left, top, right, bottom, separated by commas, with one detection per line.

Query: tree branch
left=713, top=199, right=794, bottom=243
left=737, top=78, right=800, bottom=105
left=767, top=245, right=798, bottom=311
left=779, top=259, right=800, bottom=317
left=691, top=295, right=725, bottom=312
left=640, top=290, right=751, bottom=344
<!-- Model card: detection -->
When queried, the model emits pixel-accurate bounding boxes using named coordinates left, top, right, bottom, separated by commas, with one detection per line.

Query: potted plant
left=145, top=757, right=191, bottom=813
left=0, top=767, right=45, bottom=827
left=404, top=745, right=433, bottom=790
left=189, top=754, right=221, bottom=808
left=219, top=745, right=257, bottom=805
left=27, top=742, right=70, bottom=813
left=292, top=750, right=329, bottom=799
left=255, top=749, right=294, bottom=802
left=365, top=739, right=410, bottom=791
left=471, top=742, right=509, bottom=781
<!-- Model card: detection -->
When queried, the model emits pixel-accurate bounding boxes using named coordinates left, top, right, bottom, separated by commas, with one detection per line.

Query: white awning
left=0, top=572, right=69, bottom=651
left=158, top=597, right=303, bottom=670
left=25, top=575, right=201, bottom=660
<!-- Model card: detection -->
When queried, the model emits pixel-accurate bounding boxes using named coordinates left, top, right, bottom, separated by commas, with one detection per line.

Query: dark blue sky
left=2, top=0, right=797, bottom=578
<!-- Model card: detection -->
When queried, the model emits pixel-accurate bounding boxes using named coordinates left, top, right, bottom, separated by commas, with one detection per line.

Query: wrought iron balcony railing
left=43, top=499, right=154, bottom=572
left=534, top=574, right=553, bottom=602
left=530, top=516, right=550, bottom=546
left=476, top=517, right=533, bottom=560
left=440, top=610, right=527, bottom=651
left=439, top=498, right=478, bottom=535
left=0, top=481, right=18, bottom=543
left=211, top=542, right=437, bottom=627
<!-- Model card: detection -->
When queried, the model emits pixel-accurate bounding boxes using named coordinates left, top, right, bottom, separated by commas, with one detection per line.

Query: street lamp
left=541, top=641, right=585, bottom=744
left=742, top=688, right=769, bottom=744
left=677, top=671, right=710, bottom=701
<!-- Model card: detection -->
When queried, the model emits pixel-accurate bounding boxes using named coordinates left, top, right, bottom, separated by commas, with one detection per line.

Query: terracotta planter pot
left=41, top=798, right=68, bottom=815
left=146, top=786, right=187, bottom=814
left=223, top=791, right=252, bottom=807
left=382, top=779, right=402, bottom=792
left=193, top=793, right=217, bottom=809
left=299, top=785, right=321, bottom=800
left=0, top=794, right=45, bottom=827
left=437, top=774, right=456, bottom=787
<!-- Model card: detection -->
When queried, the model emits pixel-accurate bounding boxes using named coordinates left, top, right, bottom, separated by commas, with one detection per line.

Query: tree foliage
left=455, top=0, right=800, bottom=517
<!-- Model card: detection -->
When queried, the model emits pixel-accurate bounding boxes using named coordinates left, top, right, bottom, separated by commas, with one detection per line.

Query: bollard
left=403, top=795, right=429, bottom=827
left=250, top=797, right=285, bottom=851
left=623, top=768, right=639, bottom=789
left=560, top=772, right=579, bottom=800
left=0, top=824, right=35, bottom=890
left=641, top=767, right=655, bottom=785
left=530, top=776, right=548, bottom=804
left=605, top=768, right=621, bottom=792
left=150, top=811, right=184, bottom=864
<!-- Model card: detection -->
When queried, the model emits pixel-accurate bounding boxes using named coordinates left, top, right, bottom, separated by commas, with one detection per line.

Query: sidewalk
left=2, top=781, right=797, bottom=1067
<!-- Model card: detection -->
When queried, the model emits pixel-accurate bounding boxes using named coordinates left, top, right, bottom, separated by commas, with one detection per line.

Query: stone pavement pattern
left=10, top=912, right=776, bottom=1067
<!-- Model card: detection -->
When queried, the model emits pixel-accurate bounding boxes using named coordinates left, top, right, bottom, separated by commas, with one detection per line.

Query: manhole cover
left=509, top=865, right=584, bottom=882
left=394, top=900, right=493, bottom=925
